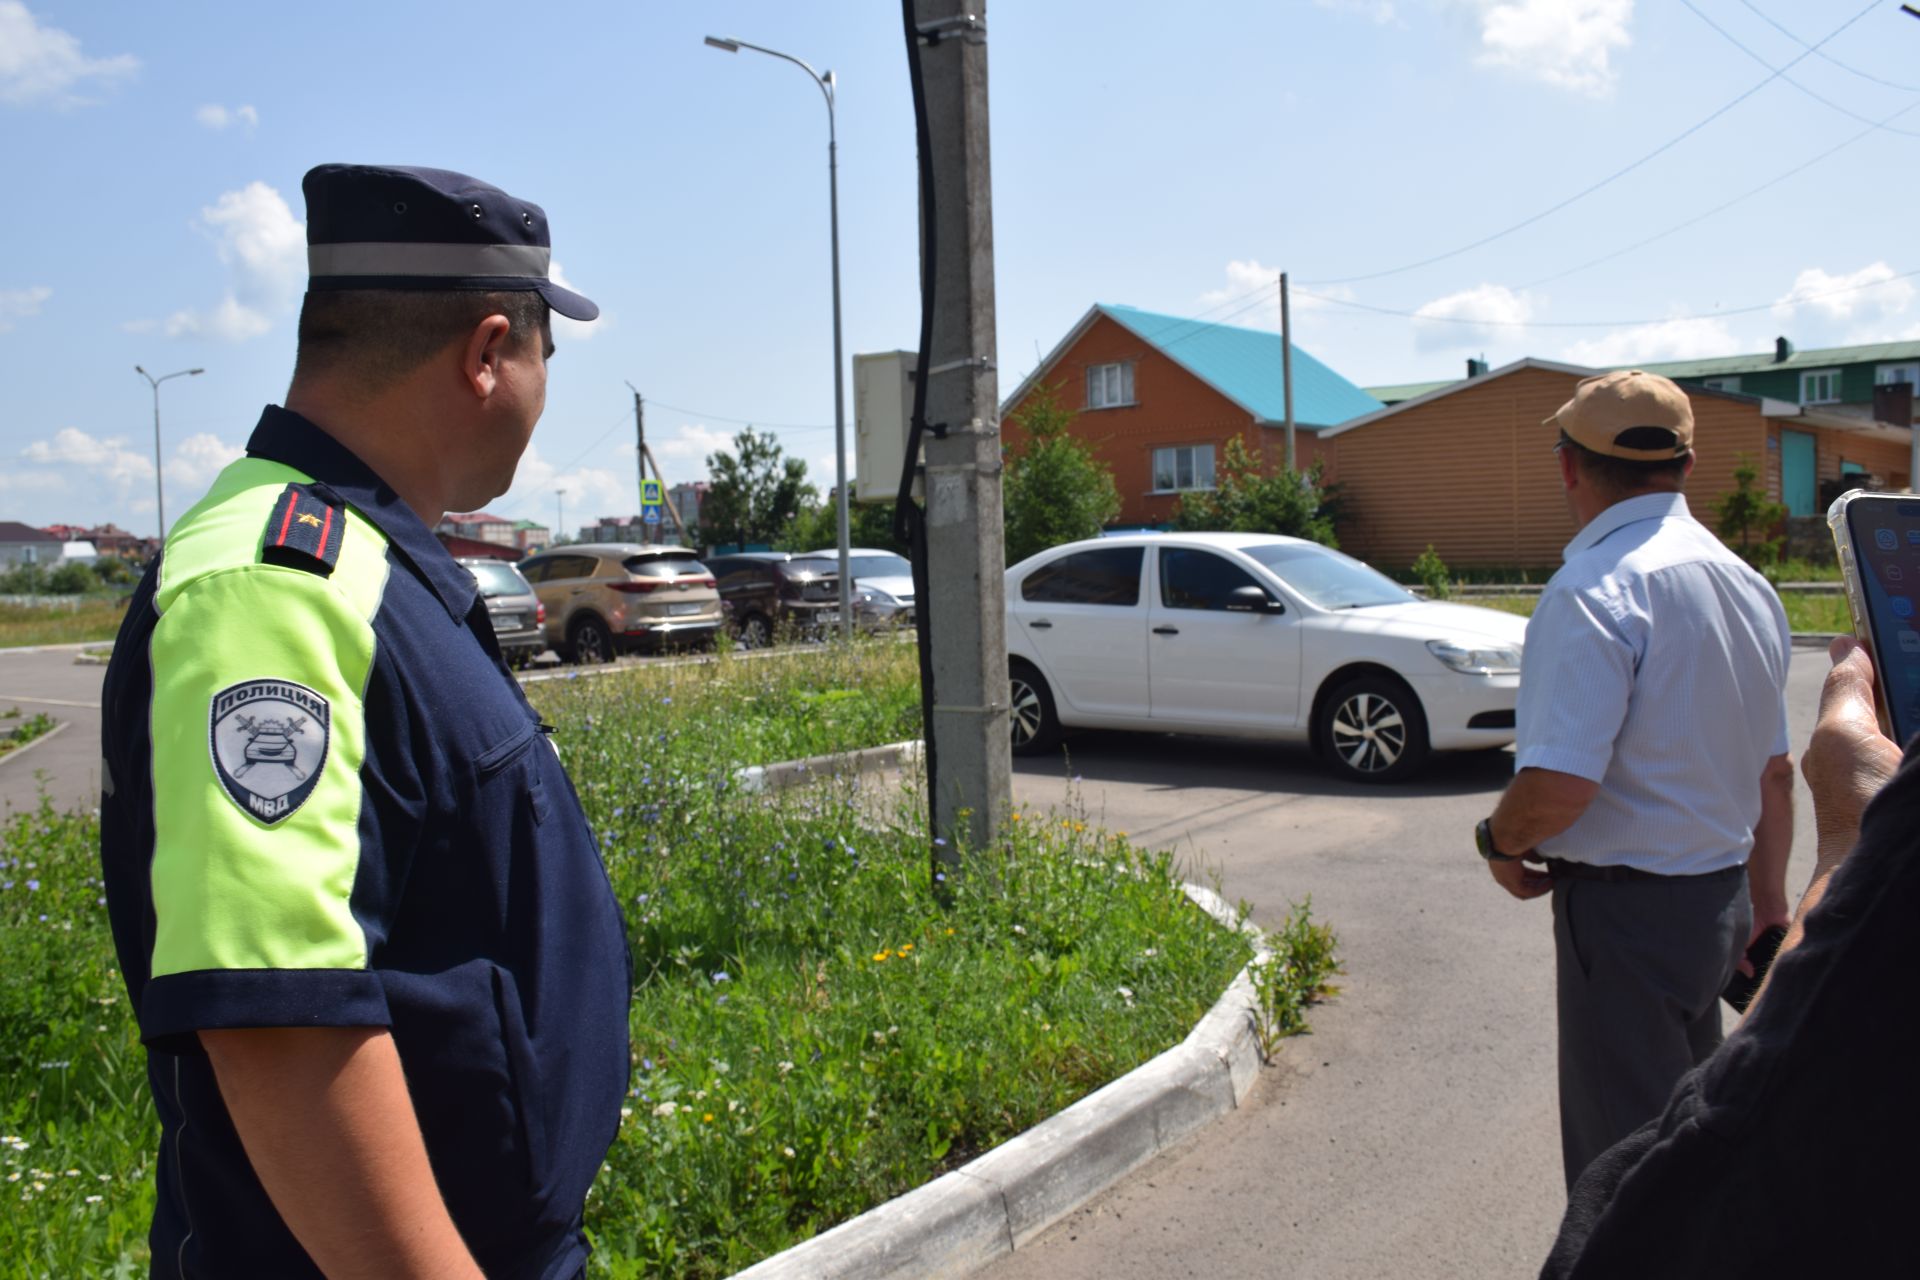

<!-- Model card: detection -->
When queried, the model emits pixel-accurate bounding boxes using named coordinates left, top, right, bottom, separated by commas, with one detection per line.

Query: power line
left=1521, top=96, right=1920, bottom=290
left=1681, top=0, right=1920, bottom=137
left=1300, top=0, right=1881, bottom=287
left=1293, top=266, right=1920, bottom=330
left=1738, top=0, right=1920, bottom=93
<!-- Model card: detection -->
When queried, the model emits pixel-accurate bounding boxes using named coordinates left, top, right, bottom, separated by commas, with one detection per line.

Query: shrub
left=1713, top=454, right=1787, bottom=567
left=1170, top=438, right=1339, bottom=546
left=1410, top=546, right=1451, bottom=599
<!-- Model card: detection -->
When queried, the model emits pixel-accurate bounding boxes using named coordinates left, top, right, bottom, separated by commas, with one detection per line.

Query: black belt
left=1546, top=860, right=1745, bottom=884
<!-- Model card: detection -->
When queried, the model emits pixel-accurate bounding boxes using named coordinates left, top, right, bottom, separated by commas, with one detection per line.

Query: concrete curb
left=0, top=717, right=71, bottom=772
left=0, top=641, right=111, bottom=656
left=734, top=740, right=924, bottom=795
left=729, top=884, right=1272, bottom=1280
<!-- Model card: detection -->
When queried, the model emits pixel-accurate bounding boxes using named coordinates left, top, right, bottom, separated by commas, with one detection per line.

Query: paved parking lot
left=985, top=643, right=1831, bottom=1280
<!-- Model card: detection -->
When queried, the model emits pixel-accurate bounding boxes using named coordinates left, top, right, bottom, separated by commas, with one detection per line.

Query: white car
left=795, top=548, right=916, bottom=628
left=1004, top=532, right=1526, bottom=782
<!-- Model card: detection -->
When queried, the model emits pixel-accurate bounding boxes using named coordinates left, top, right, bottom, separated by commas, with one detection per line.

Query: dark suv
left=704, top=553, right=842, bottom=648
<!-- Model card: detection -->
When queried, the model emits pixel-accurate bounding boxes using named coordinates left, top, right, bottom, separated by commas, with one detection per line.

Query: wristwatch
left=1476, top=817, right=1520, bottom=864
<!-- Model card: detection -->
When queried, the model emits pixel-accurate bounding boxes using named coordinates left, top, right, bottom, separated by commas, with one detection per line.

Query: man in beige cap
left=1473, top=369, right=1795, bottom=1190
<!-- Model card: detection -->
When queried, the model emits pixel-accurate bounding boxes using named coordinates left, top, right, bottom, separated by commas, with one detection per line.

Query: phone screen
left=1845, top=495, right=1920, bottom=746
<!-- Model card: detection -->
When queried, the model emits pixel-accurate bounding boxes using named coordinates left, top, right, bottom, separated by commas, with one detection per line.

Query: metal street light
left=134, top=365, right=204, bottom=540
left=705, top=33, right=852, bottom=639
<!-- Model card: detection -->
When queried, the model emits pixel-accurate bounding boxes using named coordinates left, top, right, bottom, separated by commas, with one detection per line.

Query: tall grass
left=0, top=642, right=1271, bottom=1278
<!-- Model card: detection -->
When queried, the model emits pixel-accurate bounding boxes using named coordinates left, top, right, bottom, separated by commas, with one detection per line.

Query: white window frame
left=1150, top=444, right=1217, bottom=494
left=1702, top=376, right=1740, bottom=393
left=1875, top=362, right=1919, bottom=388
left=1800, top=369, right=1842, bottom=405
left=1086, top=362, right=1135, bottom=410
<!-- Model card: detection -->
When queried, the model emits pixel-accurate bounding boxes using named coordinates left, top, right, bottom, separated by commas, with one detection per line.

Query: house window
left=1151, top=445, right=1216, bottom=493
left=1876, top=363, right=1919, bottom=389
left=1800, top=369, right=1842, bottom=404
left=1702, top=376, right=1740, bottom=393
left=1086, top=362, right=1135, bottom=410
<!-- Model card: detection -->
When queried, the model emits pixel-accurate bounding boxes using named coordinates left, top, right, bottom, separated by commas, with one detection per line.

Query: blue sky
left=3, top=0, right=1917, bottom=536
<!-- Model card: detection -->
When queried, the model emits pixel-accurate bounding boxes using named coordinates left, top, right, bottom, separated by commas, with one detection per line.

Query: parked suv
left=517, top=544, right=721, bottom=662
left=704, top=552, right=842, bottom=648
left=457, top=557, right=546, bottom=667
left=792, top=548, right=914, bottom=630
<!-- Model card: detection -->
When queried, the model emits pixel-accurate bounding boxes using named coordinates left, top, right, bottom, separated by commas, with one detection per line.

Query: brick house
left=1000, top=304, right=1383, bottom=526
left=1324, top=359, right=1913, bottom=570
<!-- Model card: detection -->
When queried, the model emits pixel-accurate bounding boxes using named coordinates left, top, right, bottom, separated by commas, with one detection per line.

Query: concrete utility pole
left=642, top=445, right=692, bottom=543
left=1279, top=273, right=1296, bottom=472
left=912, top=0, right=1012, bottom=863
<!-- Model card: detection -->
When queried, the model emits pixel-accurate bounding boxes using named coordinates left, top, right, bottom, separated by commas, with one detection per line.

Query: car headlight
left=1426, top=639, right=1523, bottom=676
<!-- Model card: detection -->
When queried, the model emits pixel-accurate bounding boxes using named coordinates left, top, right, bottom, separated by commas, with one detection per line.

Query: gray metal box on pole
left=912, top=0, right=1012, bottom=859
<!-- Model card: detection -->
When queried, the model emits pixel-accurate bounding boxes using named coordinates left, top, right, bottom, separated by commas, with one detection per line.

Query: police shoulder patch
left=207, top=679, right=332, bottom=825
left=261, top=483, right=345, bottom=576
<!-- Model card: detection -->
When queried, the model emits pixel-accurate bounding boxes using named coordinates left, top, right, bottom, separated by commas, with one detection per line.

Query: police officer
left=100, top=164, right=631, bottom=1279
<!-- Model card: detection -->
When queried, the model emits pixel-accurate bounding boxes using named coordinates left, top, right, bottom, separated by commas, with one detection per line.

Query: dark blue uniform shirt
left=100, top=407, right=631, bottom=1279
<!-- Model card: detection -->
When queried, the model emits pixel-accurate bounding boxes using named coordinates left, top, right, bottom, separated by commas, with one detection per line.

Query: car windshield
left=623, top=555, right=708, bottom=579
left=465, top=562, right=529, bottom=598
left=795, top=554, right=910, bottom=578
left=1238, top=543, right=1417, bottom=610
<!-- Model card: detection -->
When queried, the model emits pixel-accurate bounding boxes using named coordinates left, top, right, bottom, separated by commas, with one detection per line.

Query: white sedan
left=1004, top=532, right=1526, bottom=782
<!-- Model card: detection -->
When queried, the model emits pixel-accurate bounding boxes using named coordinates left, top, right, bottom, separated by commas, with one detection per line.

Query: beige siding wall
left=1329, top=367, right=1777, bottom=570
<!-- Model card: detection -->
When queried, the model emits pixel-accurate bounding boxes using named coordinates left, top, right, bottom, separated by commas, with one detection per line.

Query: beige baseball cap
left=1546, top=369, right=1694, bottom=461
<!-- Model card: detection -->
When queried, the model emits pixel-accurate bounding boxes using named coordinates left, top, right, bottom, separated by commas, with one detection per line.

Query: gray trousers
left=1551, top=867, right=1750, bottom=1191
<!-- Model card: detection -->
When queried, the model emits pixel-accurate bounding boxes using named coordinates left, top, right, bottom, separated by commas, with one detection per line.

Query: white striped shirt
left=1517, top=492, right=1791, bottom=874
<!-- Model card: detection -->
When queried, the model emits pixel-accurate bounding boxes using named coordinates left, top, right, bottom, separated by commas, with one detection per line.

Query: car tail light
left=699, top=577, right=717, bottom=588
left=610, top=580, right=662, bottom=594
left=536, top=603, right=546, bottom=624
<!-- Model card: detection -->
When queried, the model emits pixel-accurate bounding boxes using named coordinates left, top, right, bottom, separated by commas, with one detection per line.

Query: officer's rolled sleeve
left=140, top=565, right=391, bottom=1052
left=1515, top=584, right=1636, bottom=784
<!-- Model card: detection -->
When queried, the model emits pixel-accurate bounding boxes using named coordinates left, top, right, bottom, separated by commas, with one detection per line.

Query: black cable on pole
left=898, top=0, right=943, bottom=873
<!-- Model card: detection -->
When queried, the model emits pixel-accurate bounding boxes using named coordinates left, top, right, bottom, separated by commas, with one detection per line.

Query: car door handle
left=1028, top=620, right=1052, bottom=630
left=1153, top=626, right=1179, bottom=635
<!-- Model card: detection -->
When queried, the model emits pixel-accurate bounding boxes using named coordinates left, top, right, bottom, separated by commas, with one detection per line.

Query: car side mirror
left=1225, top=585, right=1284, bottom=614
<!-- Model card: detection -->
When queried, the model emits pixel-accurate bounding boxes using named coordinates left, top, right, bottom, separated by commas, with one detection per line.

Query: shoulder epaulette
left=261, top=483, right=346, bottom=577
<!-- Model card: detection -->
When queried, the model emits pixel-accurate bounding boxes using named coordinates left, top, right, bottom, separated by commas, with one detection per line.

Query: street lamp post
left=134, top=365, right=204, bottom=540
left=705, top=33, right=852, bottom=639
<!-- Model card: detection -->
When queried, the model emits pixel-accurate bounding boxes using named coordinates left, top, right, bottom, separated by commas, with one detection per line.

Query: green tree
left=92, top=556, right=134, bottom=586
left=1712, top=453, right=1787, bottom=567
left=1170, top=437, right=1339, bottom=547
left=778, top=499, right=905, bottom=555
left=45, top=562, right=97, bottom=594
left=1001, top=383, right=1121, bottom=565
left=697, top=427, right=816, bottom=551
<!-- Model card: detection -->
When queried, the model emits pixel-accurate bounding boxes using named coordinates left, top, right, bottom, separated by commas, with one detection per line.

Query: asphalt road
left=983, top=643, right=1832, bottom=1280
left=0, top=646, right=108, bottom=816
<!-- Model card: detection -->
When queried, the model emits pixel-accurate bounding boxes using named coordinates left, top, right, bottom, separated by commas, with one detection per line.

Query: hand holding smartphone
left=1827, top=490, right=1920, bottom=747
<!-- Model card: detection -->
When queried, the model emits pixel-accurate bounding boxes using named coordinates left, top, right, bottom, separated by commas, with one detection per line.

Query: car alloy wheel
left=1319, top=674, right=1429, bottom=782
left=571, top=617, right=614, bottom=665
left=1008, top=664, right=1061, bottom=757
left=740, top=615, right=772, bottom=649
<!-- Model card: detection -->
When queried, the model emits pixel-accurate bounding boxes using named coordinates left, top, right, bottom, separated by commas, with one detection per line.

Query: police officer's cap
left=302, top=163, right=598, bottom=321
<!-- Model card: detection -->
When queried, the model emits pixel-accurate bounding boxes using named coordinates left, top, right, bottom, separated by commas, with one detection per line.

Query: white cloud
left=497, top=442, right=635, bottom=531
left=1773, top=261, right=1915, bottom=326
left=194, top=103, right=258, bottom=132
left=0, top=1, right=137, bottom=107
left=548, top=262, right=606, bottom=344
left=651, top=423, right=737, bottom=465
left=1197, top=260, right=1356, bottom=331
left=1472, top=0, right=1632, bottom=98
left=1559, top=315, right=1740, bottom=366
left=162, top=182, right=305, bottom=342
left=167, top=433, right=244, bottom=489
left=0, top=284, right=51, bottom=331
left=1412, top=283, right=1536, bottom=350
left=22, top=427, right=155, bottom=487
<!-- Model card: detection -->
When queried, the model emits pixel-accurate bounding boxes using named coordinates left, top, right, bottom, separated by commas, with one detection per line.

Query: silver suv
left=457, top=557, right=545, bottom=667
left=517, top=544, right=721, bottom=663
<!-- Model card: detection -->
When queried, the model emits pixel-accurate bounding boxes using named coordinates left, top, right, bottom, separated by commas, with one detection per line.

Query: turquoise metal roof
left=1099, top=304, right=1384, bottom=429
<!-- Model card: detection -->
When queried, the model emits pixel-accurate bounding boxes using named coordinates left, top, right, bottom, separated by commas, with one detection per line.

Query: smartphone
left=1828, top=489, right=1920, bottom=745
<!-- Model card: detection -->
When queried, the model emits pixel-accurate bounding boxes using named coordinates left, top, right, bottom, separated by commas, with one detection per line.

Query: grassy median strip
left=1471, top=590, right=1848, bottom=633
left=0, top=599, right=130, bottom=650
left=0, top=710, right=57, bottom=758
left=0, top=641, right=1310, bottom=1278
